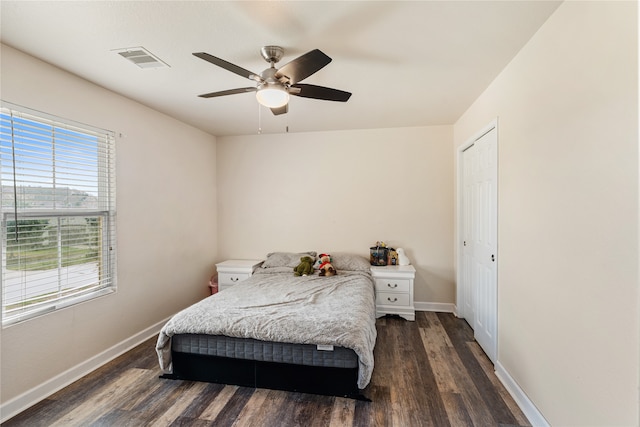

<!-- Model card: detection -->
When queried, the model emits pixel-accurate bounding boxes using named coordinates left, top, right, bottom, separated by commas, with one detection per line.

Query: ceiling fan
left=193, top=46, right=351, bottom=115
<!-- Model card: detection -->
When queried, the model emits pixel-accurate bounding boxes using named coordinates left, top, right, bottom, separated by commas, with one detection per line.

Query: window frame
left=0, top=102, right=117, bottom=327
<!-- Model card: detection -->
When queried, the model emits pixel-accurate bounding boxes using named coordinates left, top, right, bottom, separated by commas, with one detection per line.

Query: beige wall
left=216, top=126, right=454, bottom=304
left=454, top=2, right=639, bottom=425
left=3, top=1, right=638, bottom=424
left=0, top=45, right=218, bottom=404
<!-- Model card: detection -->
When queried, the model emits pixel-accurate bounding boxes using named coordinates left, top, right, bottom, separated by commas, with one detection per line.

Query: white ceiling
left=0, top=1, right=561, bottom=137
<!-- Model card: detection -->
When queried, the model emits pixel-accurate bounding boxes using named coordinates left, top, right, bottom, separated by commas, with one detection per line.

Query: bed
left=156, top=252, right=377, bottom=399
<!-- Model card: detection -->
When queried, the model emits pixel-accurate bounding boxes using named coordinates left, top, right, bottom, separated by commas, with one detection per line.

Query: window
left=0, top=102, right=116, bottom=326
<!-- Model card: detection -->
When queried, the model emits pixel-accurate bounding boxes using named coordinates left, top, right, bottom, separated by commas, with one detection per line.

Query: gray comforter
left=156, top=267, right=377, bottom=389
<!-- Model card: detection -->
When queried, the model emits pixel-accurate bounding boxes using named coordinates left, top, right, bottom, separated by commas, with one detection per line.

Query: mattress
left=157, top=254, right=377, bottom=389
left=172, top=333, right=358, bottom=369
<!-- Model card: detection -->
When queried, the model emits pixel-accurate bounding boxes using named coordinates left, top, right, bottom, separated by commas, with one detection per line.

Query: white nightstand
left=216, top=259, right=263, bottom=292
left=370, top=265, right=416, bottom=321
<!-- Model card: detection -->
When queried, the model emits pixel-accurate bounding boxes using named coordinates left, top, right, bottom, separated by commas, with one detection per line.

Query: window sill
left=2, top=287, right=116, bottom=328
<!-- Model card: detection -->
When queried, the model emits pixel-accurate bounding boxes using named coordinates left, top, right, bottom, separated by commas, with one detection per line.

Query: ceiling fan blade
left=198, top=87, right=257, bottom=98
left=274, top=49, right=331, bottom=84
left=290, top=84, right=351, bottom=102
left=193, top=52, right=262, bottom=82
left=270, top=104, right=288, bottom=116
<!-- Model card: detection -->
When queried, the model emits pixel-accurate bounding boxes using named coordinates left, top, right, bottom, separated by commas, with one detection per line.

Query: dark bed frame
left=160, top=350, right=370, bottom=401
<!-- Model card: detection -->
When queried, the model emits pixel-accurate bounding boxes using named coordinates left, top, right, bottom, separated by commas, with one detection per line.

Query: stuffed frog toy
left=293, top=256, right=315, bottom=276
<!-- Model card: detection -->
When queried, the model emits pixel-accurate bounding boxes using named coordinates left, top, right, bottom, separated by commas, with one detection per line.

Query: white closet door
left=472, top=127, right=498, bottom=363
left=460, top=126, right=498, bottom=363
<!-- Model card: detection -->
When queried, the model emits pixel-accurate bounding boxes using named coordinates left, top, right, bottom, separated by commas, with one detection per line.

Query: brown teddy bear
left=317, top=253, right=336, bottom=277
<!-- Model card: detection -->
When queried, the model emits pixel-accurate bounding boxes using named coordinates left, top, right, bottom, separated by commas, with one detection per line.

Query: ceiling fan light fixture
left=256, top=85, right=289, bottom=108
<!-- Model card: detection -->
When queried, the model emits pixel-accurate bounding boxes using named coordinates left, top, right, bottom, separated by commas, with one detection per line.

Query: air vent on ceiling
left=113, top=47, right=169, bottom=69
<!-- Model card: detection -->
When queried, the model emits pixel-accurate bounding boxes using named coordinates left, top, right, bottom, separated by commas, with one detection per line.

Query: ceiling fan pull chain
left=257, top=103, right=262, bottom=134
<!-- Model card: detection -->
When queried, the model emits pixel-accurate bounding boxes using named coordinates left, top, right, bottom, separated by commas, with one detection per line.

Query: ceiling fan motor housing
left=260, top=67, right=282, bottom=84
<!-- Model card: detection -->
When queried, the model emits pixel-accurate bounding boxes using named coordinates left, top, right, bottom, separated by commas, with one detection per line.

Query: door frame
left=455, top=118, right=498, bottom=356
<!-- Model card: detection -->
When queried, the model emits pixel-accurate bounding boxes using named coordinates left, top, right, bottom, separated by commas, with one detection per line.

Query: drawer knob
left=231, top=277, right=239, bottom=282
left=387, top=283, right=398, bottom=288
left=387, top=297, right=398, bottom=303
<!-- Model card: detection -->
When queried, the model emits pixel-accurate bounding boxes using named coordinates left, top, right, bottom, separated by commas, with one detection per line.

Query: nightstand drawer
left=376, top=292, right=411, bottom=307
left=374, top=278, right=411, bottom=293
left=218, top=272, right=250, bottom=285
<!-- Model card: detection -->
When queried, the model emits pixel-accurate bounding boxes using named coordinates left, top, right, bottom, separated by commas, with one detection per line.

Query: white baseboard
left=414, top=301, right=456, bottom=313
left=0, top=316, right=170, bottom=423
left=495, top=361, right=550, bottom=427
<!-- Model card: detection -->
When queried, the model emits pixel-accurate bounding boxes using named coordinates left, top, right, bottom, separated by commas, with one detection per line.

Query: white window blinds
left=0, top=102, right=116, bottom=326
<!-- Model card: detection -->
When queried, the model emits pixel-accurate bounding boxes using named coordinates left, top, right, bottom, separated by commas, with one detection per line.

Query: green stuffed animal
left=293, top=256, right=315, bottom=276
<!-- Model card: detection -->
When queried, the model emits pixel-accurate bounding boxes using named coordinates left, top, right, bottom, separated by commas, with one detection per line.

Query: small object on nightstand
left=215, top=259, right=263, bottom=292
left=388, top=248, right=398, bottom=266
left=370, top=241, right=388, bottom=266
left=397, top=248, right=411, bottom=266
left=370, top=264, right=415, bottom=321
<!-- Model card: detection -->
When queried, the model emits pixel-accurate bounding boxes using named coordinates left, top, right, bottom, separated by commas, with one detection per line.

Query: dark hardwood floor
left=3, top=312, right=529, bottom=426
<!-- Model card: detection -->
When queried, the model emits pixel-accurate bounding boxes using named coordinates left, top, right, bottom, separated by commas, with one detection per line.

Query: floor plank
left=2, top=313, right=530, bottom=427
